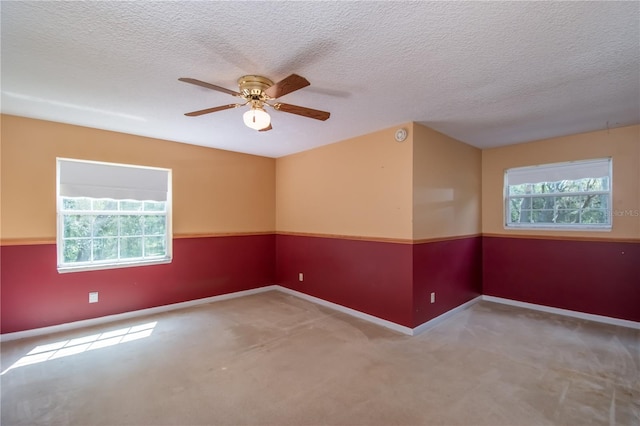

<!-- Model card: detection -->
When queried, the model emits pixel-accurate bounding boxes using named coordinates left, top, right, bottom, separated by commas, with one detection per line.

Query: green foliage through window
left=505, top=159, right=611, bottom=229
left=60, top=197, right=168, bottom=266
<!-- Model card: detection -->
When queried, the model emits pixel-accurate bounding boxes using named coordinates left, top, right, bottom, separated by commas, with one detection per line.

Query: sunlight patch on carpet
left=1, top=321, right=157, bottom=375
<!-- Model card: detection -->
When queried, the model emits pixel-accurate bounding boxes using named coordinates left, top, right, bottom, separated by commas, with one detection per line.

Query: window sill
left=57, top=257, right=172, bottom=274
left=504, top=224, right=612, bottom=232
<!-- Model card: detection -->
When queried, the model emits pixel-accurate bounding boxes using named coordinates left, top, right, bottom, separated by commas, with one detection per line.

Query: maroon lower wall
left=4, top=233, right=637, bottom=335
left=0, top=235, right=275, bottom=334
left=276, top=234, right=414, bottom=327
left=413, top=237, right=482, bottom=326
left=483, top=236, right=640, bottom=322
left=275, top=234, right=483, bottom=328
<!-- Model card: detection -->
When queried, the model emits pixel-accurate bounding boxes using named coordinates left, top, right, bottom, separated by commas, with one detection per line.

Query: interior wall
left=0, top=115, right=276, bottom=333
left=275, top=125, right=415, bottom=326
left=1, top=115, right=275, bottom=241
left=412, top=123, right=482, bottom=241
left=275, top=123, right=484, bottom=328
left=276, top=124, right=414, bottom=240
left=412, top=123, right=482, bottom=326
left=481, top=125, right=640, bottom=321
left=482, top=125, right=639, bottom=240
left=3, top=114, right=636, bottom=334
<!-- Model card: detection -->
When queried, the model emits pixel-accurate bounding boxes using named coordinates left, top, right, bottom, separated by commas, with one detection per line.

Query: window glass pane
left=120, top=237, right=143, bottom=258
left=505, top=158, right=611, bottom=228
left=588, top=194, right=608, bottom=208
left=574, top=179, right=589, bottom=192
left=144, top=236, right=166, bottom=256
left=94, top=238, right=118, bottom=261
left=144, top=215, right=166, bottom=235
left=508, top=198, right=523, bottom=218
left=536, top=209, right=556, bottom=223
left=530, top=197, right=553, bottom=209
left=63, top=239, right=91, bottom=263
left=509, top=178, right=610, bottom=196
left=551, top=182, right=574, bottom=193
left=62, top=198, right=91, bottom=211
left=582, top=210, right=608, bottom=224
left=92, top=199, right=118, bottom=211
left=554, top=210, right=579, bottom=223
left=64, top=215, right=92, bottom=238
left=531, top=183, right=547, bottom=194
left=144, top=201, right=165, bottom=212
left=508, top=185, right=525, bottom=196
left=93, top=215, right=118, bottom=237
left=120, top=200, right=143, bottom=211
left=120, top=215, right=143, bottom=236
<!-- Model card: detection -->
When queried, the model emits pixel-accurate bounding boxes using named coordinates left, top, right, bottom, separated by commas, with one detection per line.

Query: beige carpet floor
left=1, top=290, right=638, bottom=425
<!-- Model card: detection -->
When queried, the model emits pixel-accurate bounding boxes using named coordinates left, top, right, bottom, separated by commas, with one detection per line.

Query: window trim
left=56, top=158, right=173, bottom=273
left=57, top=257, right=173, bottom=274
left=503, top=158, right=612, bottom=231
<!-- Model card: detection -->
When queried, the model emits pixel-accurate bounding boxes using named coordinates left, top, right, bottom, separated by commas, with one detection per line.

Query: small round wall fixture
left=395, top=128, right=408, bottom=142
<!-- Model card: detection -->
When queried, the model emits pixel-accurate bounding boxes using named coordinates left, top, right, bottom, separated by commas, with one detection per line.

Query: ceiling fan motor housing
left=238, top=75, right=274, bottom=101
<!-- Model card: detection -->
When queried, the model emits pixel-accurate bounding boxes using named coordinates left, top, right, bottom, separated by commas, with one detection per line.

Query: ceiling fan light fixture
left=181, top=74, right=330, bottom=131
left=243, top=107, right=271, bottom=130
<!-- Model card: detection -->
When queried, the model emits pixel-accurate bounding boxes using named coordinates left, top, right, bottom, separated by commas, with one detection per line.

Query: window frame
left=56, top=159, right=172, bottom=273
left=503, top=158, right=612, bottom=231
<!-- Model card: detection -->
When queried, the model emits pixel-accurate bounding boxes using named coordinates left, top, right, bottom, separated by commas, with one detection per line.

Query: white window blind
left=58, top=158, right=170, bottom=201
left=506, top=158, right=611, bottom=186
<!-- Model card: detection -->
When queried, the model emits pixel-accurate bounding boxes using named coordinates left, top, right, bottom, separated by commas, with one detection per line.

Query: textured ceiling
left=1, top=1, right=639, bottom=158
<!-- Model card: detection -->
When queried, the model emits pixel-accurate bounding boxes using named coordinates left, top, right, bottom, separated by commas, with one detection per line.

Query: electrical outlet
left=299, top=273, right=304, bottom=282
left=430, top=292, right=435, bottom=304
left=89, top=292, right=99, bottom=303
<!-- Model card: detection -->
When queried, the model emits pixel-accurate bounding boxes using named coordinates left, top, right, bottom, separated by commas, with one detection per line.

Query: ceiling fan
left=179, top=74, right=330, bottom=131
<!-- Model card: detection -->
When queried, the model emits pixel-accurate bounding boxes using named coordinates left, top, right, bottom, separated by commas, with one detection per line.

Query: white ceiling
left=2, top=1, right=638, bottom=158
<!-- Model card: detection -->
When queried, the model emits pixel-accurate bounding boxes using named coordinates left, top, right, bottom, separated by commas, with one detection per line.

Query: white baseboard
left=274, top=287, right=482, bottom=336
left=274, top=286, right=414, bottom=335
left=8, top=287, right=634, bottom=343
left=482, top=295, right=640, bottom=330
left=412, top=296, right=483, bottom=335
left=1, top=284, right=416, bottom=341
left=0, top=285, right=279, bottom=342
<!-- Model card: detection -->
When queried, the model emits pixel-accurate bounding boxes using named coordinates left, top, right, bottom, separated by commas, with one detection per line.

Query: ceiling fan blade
left=184, top=104, right=239, bottom=117
left=274, top=103, right=330, bottom=121
left=258, top=124, right=273, bottom=132
left=265, top=74, right=310, bottom=99
left=179, top=78, right=241, bottom=97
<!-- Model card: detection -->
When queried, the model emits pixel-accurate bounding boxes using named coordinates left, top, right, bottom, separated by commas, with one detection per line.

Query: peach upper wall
left=482, top=125, right=640, bottom=240
left=5, top=114, right=634, bottom=244
left=412, top=123, right=482, bottom=240
left=0, top=115, right=275, bottom=242
left=276, top=125, right=414, bottom=240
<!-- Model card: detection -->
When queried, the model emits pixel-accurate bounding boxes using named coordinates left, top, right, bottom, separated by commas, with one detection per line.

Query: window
left=57, top=158, right=172, bottom=272
left=505, top=158, right=611, bottom=230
